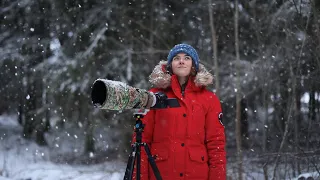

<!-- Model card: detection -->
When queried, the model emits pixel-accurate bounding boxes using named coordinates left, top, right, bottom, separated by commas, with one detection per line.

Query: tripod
left=123, top=113, right=162, bottom=180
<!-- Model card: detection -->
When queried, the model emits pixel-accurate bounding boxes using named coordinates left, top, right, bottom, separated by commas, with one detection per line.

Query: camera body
left=152, top=92, right=180, bottom=109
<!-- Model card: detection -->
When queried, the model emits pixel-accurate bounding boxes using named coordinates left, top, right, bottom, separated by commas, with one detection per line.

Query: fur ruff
left=149, top=60, right=214, bottom=89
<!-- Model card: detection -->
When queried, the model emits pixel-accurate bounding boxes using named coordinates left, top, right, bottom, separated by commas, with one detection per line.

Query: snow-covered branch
left=79, top=27, right=108, bottom=58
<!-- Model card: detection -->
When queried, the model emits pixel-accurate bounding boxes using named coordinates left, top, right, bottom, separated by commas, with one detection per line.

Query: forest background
left=1, top=0, right=319, bottom=179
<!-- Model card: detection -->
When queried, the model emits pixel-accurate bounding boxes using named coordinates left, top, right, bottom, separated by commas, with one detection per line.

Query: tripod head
left=133, top=113, right=145, bottom=133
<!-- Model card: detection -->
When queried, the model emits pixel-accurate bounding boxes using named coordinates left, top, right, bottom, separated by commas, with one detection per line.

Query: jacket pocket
left=150, top=145, right=169, bottom=179
left=151, top=146, right=169, bottom=162
left=188, top=147, right=208, bottom=163
left=187, top=147, right=209, bottom=179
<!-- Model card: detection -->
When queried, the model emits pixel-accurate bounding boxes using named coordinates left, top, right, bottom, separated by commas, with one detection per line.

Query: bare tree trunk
left=23, top=72, right=36, bottom=139
left=84, top=120, right=95, bottom=154
left=146, top=0, right=157, bottom=68
left=234, top=0, right=243, bottom=179
left=308, top=86, right=316, bottom=121
left=44, top=88, right=51, bottom=133
left=262, top=87, right=269, bottom=180
left=272, top=8, right=311, bottom=179
left=240, top=98, right=249, bottom=149
left=208, top=0, right=220, bottom=96
left=292, top=69, right=298, bottom=178
left=279, top=68, right=289, bottom=134
left=149, top=0, right=155, bottom=53
left=312, top=0, right=320, bottom=48
left=18, top=83, right=25, bottom=125
left=294, top=83, right=302, bottom=176
left=271, top=80, right=293, bottom=180
left=262, top=90, right=268, bottom=152
left=34, top=66, right=48, bottom=146
left=84, top=103, right=95, bottom=154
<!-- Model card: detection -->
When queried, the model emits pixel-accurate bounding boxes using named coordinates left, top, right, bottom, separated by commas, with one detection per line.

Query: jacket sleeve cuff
left=209, top=166, right=226, bottom=180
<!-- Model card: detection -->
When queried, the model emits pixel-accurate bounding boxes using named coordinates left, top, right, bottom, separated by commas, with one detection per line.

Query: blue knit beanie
left=167, top=43, right=200, bottom=71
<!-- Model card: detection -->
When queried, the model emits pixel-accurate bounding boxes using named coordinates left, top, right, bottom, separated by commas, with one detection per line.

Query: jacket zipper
left=181, top=83, right=186, bottom=97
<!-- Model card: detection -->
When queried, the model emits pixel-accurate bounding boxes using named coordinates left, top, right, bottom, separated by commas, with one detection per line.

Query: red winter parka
left=132, top=61, right=226, bottom=180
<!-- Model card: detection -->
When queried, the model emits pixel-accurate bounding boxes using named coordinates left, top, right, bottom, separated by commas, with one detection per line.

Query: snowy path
left=1, top=114, right=318, bottom=180
left=0, top=115, right=126, bottom=180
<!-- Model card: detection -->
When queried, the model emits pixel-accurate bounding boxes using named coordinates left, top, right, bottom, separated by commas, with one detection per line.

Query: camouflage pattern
left=94, top=79, right=149, bottom=110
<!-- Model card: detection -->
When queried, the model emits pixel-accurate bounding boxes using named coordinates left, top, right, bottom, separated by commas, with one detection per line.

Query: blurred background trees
left=1, top=0, right=319, bottom=179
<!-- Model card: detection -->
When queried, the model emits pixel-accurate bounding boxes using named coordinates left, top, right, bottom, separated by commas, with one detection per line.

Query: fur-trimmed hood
left=149, top=60, right=214, bottom=89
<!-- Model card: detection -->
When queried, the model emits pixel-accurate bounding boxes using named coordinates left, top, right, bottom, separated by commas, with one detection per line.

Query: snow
left=49, top=38, right=61, bottom=52
left=0, top=114, right=318, bottom=180
left=126, top=51, right=133, bottom=81
left=301, top=92, right=310, bottom=103
left=0, top=114, right=126, bottom=180
left=296, top=172, right=320, bottom=180
left=301, top=92, right=320, bottom=104
left=6, top=162, right=123, bottom=180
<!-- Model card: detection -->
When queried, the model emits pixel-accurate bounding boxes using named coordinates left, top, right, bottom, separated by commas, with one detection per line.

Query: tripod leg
left=143, top=143, right=163, bottom=180
left=123, top=144, right=137, bottom=180
left=136, top=143, right=141, bottom=180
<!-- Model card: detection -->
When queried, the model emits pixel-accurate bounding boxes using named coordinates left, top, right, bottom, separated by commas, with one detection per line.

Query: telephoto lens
left=91, top=79, right=154, bottom=110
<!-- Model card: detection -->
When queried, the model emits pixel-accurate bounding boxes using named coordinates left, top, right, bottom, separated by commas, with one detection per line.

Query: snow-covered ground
left=0, top=114, right=318, bottom=180
left=0, top=114, right=126, bottom=180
